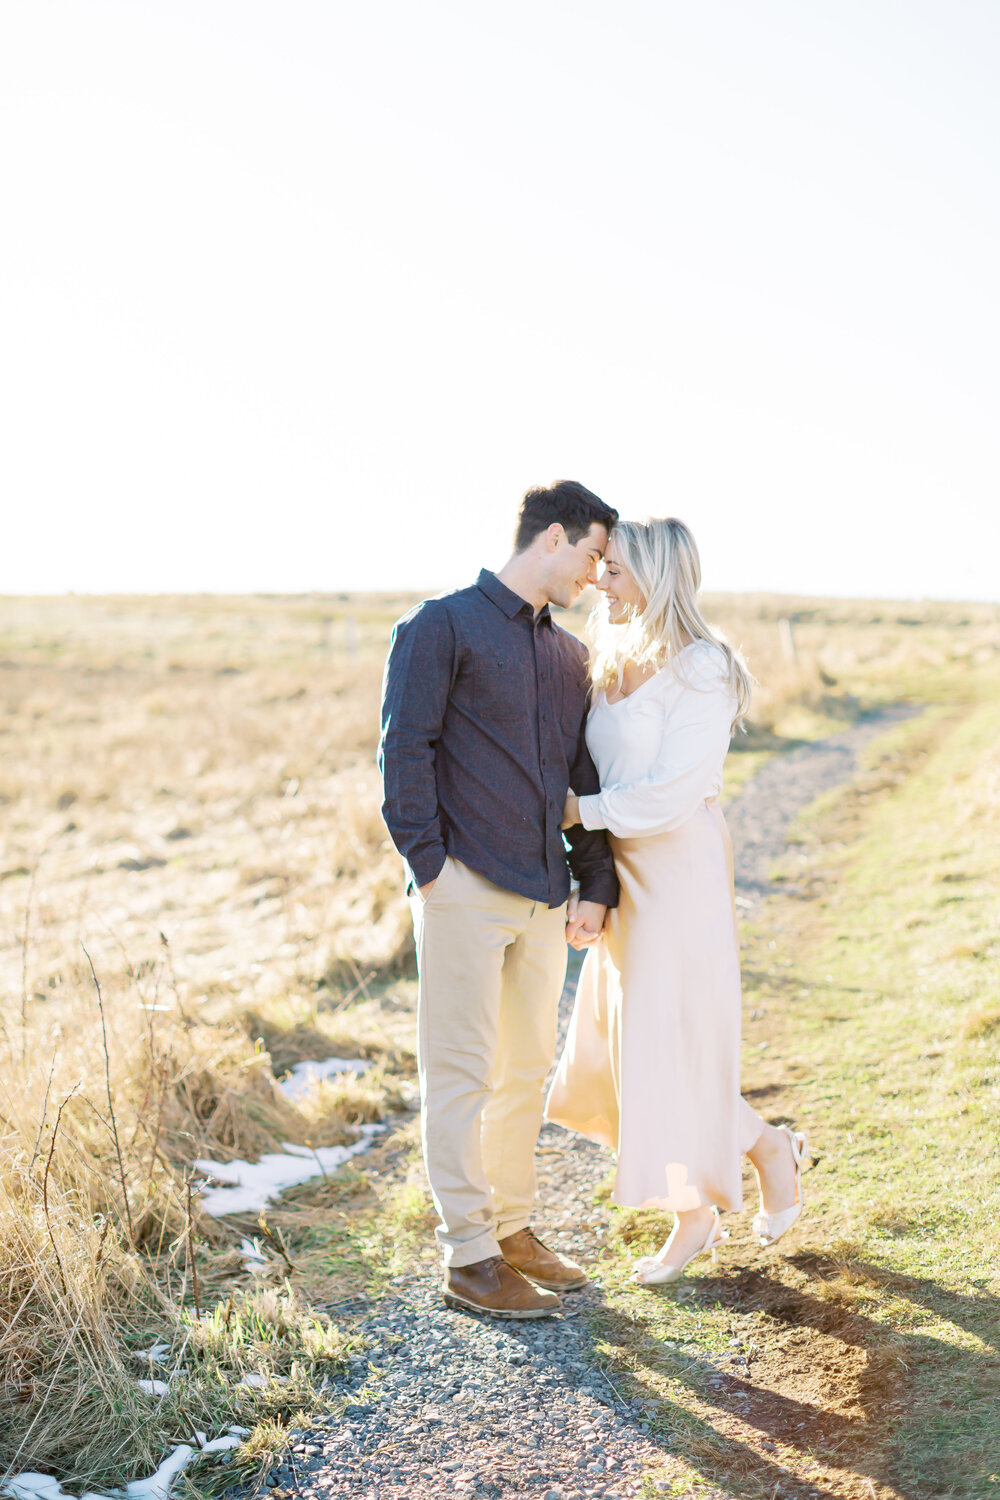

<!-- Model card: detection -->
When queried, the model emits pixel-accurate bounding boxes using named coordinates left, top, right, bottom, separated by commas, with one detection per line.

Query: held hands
left=564, top=792, right=604, bottom=946
left=566, top=892, right=606, bottom=950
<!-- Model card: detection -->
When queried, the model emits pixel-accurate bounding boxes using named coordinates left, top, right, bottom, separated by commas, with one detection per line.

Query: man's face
left=546, top=522, right=609, bottom=609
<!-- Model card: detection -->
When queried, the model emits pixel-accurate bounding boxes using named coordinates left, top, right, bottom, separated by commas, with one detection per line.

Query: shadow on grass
left=789, top=1251, right=1000, bottom=1350
left=562, top=1253, right=1000, bottom=1500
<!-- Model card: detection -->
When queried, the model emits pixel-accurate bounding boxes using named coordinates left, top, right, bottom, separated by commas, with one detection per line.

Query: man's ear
left=546, top=523, right=564, bottom=552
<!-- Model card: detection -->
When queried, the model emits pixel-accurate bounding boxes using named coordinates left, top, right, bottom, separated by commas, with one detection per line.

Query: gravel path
left=724, top=705, right=915, bottom=911
left=265, top=707, right=911, bottom=1500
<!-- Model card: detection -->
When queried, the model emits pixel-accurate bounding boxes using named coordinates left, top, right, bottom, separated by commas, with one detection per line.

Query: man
left=378, top=480, right=619, bottom=1318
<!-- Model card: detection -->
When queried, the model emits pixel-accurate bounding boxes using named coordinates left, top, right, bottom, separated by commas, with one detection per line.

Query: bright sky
left=3, top=1, right=998, bottom=600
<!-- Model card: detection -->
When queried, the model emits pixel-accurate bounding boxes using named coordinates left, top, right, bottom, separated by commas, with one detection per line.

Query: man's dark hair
left=513, top=480, right=618, bottom=553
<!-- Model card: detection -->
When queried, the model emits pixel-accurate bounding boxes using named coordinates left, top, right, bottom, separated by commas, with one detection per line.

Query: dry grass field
left=1, top=590, right=997, bottom=1495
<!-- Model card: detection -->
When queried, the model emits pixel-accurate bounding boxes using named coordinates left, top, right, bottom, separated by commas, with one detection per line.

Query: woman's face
left=597, top=539, right=646, bottom=624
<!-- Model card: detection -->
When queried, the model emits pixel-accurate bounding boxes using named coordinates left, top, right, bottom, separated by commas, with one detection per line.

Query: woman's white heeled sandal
left=632, top=1207, right=728, bottom=1286
left=753, top=1126, right=810, bottom=1248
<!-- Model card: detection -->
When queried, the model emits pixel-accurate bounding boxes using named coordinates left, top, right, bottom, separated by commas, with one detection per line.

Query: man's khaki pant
left=409, top=856, right=568, bottom=1268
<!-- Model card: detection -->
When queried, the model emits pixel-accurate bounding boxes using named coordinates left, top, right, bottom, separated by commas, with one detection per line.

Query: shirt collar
left=476, top=569, right=552, bottom=624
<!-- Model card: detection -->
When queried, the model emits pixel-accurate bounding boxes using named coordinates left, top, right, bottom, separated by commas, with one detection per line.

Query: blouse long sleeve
left=577, top=655, right=736, bottom=839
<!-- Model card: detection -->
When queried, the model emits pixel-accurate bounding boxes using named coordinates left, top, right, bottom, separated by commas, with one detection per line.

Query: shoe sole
left=442, top=1291, right=560, bottom=1319
left=519, top=1272, right=588, bottom=1291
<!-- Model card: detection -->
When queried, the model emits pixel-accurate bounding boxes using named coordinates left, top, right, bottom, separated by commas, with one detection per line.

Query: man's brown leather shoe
left=498, top=1227, right=588, bottom=1291
left=443, top=1255, right=561, bottom=1318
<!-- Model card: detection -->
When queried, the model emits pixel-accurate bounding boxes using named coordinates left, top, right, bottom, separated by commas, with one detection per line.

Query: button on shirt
left=378, top=570, right=619, bottom=909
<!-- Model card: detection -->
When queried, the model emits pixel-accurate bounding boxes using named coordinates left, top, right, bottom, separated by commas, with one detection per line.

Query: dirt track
left=262, top=708, right=911, bottom=1500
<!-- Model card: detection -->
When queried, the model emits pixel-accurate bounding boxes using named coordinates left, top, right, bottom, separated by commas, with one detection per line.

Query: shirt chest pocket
left=470, top=653, right=523, bottom=721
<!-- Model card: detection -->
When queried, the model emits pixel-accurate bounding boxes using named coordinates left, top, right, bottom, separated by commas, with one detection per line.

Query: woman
left=546, top=518, right=808, bottom=1284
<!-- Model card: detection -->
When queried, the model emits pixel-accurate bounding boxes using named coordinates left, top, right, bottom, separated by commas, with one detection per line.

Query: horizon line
left=2, top=587, right=998, bottom=609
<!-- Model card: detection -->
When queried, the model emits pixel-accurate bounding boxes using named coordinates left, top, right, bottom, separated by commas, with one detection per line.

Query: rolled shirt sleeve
left=578, top=659, right=737, bottom=840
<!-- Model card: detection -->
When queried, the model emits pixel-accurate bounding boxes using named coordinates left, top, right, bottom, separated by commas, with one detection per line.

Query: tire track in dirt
left=269, top=707, right=913, bottom=1500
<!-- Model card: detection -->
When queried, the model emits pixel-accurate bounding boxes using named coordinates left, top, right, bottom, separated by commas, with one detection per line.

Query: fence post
left=345, top=615, right=360, bottom=664
left=778, top=617, right=797, bottom=665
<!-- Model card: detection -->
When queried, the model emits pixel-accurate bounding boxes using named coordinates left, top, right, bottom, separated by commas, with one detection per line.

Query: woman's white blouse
left=577, top=643, right=737, bottom=839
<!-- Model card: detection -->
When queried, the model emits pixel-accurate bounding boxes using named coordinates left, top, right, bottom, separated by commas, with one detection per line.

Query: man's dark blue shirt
left=378, top=569, right=619, bottom=909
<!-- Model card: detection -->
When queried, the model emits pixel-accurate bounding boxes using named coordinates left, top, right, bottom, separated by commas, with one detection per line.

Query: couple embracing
left=378, top=481, right=808, bottom=1319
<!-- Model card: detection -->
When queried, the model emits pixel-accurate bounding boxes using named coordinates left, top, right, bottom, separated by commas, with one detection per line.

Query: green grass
left=582, top=668, right=1000, bottom=1499
left=310, top=1138, right=440, bottom=1290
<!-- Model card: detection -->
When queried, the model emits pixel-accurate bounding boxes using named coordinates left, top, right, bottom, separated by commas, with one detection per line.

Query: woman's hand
left=561, top=792, right=580, bottom=830
left=567, top=900, right=606, bottom=950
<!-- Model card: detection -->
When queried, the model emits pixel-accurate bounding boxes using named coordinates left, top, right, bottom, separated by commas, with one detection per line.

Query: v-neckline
left=603, top=669, right=664, bottom=707
left=603, top=644, right=702, bottom=706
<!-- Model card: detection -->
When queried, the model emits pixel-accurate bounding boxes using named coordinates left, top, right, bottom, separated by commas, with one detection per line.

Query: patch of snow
left=276, top=1056, right=370, bottom=1101
left=194, top=1124, right=384, bottom=1217
left=120, top=1443, right=228, bottom=1500
left=135, top=1380, right=170, bottom=1397
left=132, top=1343, right=171, bottom=1365
left=198, top=1437, right=241, bottom=1456
left=238, top=1371, right=290, bottom=1389
left=1, top=1436, right=242, bottom=1500
left=1, top=1479, right=66, bottom=1500
left=239, top=1237, right=271, bottom=1274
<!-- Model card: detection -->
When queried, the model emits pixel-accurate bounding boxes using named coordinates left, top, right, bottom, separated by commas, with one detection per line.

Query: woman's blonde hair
left=590, top=517, right=753, bottom=728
